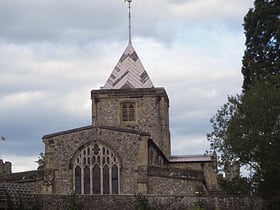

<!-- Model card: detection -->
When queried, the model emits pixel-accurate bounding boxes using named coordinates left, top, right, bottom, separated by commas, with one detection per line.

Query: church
left=41, top=39, right=219, bottom=195
left=1, top=0, right=219, bottom=200
left=40, top=3, right=219, bottom=196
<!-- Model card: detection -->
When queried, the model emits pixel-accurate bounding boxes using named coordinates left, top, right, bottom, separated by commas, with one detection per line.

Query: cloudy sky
left=0, top=0, right=254, bottom=172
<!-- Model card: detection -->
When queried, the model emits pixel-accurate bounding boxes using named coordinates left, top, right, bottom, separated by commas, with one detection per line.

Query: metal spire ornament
left=103, top=0, right=154, bottom=89
left=125, top=0, right=132, bottom=43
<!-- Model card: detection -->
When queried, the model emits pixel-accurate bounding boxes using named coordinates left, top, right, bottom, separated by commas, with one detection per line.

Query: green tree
left=207, top=95, right=241, bottom=168
left=208, top=0, right=280, bottom=208
left=242, top=0, right=280, bottom=90
left=217, top=176, right=251, bottom=195
left=35, top=152, right=45, bottom=170
left=232, top=76, right=280, bottom=208
left=208, top=77, right=280, bottom=206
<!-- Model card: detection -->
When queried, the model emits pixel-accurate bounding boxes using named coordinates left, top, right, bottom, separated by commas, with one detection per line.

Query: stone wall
left=0, top=159, right=11, bottom=175
left=42, top=125, right=213, bottom=196
left=91, top=88, right=171, bottom=157
left=169, top=159, right=219, bottom=192
left=0, top=183, right=37, bottom=209
left=43, top=125, right=151, bottom=194
left=35, top=194, right=262, bottom=210
left=148, top=176, right=205, bottom=195
left=0, top=169, right=54, bottom=194
left=147, top=164, right=207, bottom=195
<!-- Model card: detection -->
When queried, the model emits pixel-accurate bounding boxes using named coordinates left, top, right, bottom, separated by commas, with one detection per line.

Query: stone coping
left=42, top=125, right=151, bottom=139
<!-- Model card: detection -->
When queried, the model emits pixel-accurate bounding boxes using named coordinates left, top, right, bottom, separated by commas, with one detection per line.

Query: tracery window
left=73, top=143, right=120, bottom=194
left=121, top=102, right=136, bottom=122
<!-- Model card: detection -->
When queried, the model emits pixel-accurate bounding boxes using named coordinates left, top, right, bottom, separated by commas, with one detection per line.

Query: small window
left=121, top=102, right=136, bottom=122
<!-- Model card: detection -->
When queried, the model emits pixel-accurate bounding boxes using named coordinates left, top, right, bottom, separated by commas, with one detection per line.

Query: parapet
left=0, top=159, right=12, bottom=175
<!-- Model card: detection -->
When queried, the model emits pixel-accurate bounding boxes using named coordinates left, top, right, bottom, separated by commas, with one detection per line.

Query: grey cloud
left=0, top=94, right=90, bottom=155
left=0, top=0, right=126, bottom=43
left=0, top=0, right=253, bottom=45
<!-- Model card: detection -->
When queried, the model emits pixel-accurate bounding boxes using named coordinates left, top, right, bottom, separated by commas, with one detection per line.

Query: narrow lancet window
left=75, top=166, right=81, bottom=194
left=84, top=166, right=90, bottom=194
left=112, top=164, right=119, bottom=194
left=93, top=165, right=101, bottom=194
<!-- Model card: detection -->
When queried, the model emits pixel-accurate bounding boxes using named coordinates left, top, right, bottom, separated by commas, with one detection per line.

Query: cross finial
left=125, top=0, right=132, bottom=44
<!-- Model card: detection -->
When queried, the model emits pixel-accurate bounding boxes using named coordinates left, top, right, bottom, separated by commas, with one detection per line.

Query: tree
left=208, top=0, right=280, bottom=208
left=242, top=0, right=280, bottom=90
left=35, top=152, right=45, bottom=170
left=238, top=76, right=280, bottom=209
left=207, top=95, right=241, bottom=169
left=208, top=76, right=280, bottom=202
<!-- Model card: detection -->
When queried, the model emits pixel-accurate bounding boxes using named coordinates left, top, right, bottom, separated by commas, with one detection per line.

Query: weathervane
left=124, top=0, right=132, bottom=44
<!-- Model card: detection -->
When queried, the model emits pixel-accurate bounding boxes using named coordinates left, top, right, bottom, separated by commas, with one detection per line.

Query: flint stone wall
left=43, top=125, right=150, bottom=194
left=37, top=194, right=262, bottom=210
left=91, top=88, right=171, bottom=157
left=0, top=159, right=12, bottom=175
left=0, top=170, right=54, bottom=194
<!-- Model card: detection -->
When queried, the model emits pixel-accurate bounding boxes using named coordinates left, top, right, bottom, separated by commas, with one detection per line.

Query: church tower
left=91, top=0, right=171, bottom=157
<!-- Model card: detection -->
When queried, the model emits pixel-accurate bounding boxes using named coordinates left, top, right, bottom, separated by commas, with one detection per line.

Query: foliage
left=191, top=199, right=207, bottom=210
left=207, top=95, right=241, bottom=172
left=31, top=199, right=41, bottom=210
left=134, top=193, right=155, bottom=210
left=217, top=176, right=251, bottom=195
left=35, top=152, right=45, bottom=170
left=229, top=76, right=280, bottom=200
left=208, top=1, right=280, bottom=208
left=208, top=76, right=280, bottom=206
left=262, top=198, right=280, bottom=210
left=65, top=192, right=83, bottom=210
left=242, top=0, right=280, bottom=90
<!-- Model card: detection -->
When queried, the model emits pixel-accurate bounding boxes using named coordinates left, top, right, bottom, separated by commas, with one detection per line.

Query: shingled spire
left=103, top=0, right=154, bottom=89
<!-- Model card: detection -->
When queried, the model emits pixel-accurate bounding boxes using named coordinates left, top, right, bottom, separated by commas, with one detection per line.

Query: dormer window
left=121, top=102, right=136, bottom=122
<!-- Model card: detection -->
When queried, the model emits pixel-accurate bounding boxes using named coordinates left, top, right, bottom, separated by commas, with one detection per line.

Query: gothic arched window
left=73, top=143, right=120, bottom=194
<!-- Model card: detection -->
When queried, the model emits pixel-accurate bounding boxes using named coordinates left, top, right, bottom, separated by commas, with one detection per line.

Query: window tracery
left=73, top=143, right=120, bottom=194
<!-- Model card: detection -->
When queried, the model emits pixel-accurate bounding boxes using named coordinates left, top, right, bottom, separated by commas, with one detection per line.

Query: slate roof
left=103, top=43, right=154, bottom=89
left=0, top=183, right=35, bottom=209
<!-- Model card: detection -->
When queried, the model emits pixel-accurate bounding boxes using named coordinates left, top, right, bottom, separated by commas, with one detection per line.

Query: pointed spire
left=103, top=43, right=154, bottom=89
left=102, top=0, right=154, bottom=89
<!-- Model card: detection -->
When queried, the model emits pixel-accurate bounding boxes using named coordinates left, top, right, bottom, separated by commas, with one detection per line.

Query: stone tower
left=91, top=0, right=171, bottom=157
left=91, top=43, right=171, bottom=157
left=91, top=87, right=171, bottom=157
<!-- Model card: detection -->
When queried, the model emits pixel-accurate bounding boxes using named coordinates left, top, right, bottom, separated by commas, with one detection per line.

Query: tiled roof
left=103, top=43, right=154, bottom=89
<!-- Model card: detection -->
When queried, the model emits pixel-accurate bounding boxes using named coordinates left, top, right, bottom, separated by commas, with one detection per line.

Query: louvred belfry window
left=73, top=143, right=120, bottom=195
left=121, top=102, right=136, bottom=122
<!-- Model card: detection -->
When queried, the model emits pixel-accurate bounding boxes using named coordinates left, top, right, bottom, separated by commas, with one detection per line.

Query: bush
left=134, top=193, right=155, bottom=210
left=65, top=192, right=83, bottom=210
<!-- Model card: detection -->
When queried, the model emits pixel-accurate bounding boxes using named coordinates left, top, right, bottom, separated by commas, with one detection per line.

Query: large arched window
left=73, top=142, right=120, bottom=194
